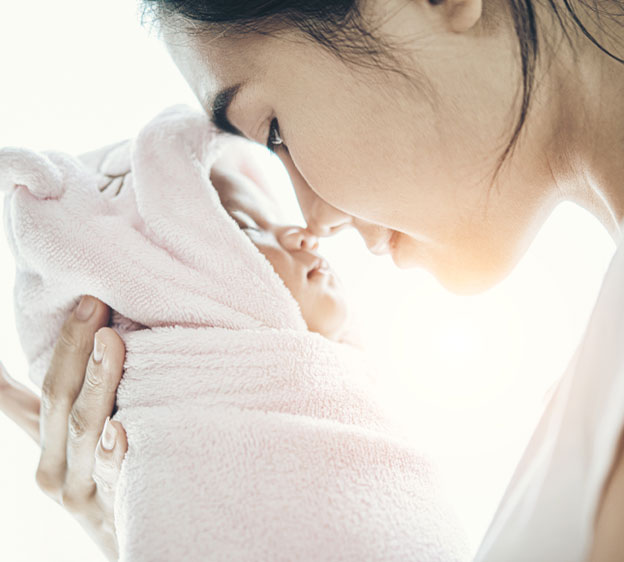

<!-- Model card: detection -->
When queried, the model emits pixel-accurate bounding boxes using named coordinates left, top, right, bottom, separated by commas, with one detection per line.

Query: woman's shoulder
left=475, top=234, right=624, bottom=562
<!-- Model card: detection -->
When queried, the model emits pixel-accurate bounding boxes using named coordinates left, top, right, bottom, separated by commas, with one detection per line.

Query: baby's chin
left=303, top=292, right=349, bottom=341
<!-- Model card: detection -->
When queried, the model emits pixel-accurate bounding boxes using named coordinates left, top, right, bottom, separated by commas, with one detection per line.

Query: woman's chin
left=391, top=233, right=512, bottom=295
left=437, top=251, right=519, bottom=295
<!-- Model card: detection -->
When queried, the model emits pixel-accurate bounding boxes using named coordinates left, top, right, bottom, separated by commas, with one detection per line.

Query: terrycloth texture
left=1, top=106, right=468, bottom=562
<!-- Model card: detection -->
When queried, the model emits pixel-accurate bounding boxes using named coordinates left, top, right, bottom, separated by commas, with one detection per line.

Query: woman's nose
left=305, top=199, right=352, bottom=237
left=281, top=152, right=352, bottom=236
left=279, top=227, right=320, bottom=251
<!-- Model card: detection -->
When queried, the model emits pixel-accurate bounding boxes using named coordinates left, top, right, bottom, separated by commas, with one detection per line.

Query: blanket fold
left=117, top=325, right=464, bottom=561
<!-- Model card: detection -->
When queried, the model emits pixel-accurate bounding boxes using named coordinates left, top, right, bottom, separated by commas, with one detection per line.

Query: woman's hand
left=0, top=296, right=127, bottom=562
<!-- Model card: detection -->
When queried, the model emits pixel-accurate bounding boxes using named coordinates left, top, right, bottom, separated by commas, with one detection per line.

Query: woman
left=1, top=0, right=623, bottom=559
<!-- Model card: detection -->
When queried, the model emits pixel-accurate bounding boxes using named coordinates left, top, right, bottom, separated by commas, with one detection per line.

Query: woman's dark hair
left=144, top=0, right=624, bottom=176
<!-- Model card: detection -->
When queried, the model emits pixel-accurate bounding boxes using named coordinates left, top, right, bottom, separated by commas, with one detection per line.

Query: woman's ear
left=431, top=0, right=483, bottom=33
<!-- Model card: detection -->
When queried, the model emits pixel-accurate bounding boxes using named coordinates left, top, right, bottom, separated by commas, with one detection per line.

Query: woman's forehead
left=164, top=29, right=265, bottom=99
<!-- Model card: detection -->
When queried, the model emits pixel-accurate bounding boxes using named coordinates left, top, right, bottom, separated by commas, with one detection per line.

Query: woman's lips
left=367, top=229, right=396, bottom=256
left=388, top=232, right=427, bottom=269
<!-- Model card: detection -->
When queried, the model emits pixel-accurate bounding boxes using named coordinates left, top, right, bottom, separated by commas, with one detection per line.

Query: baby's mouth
left=307, top=257, right=332, bottom=279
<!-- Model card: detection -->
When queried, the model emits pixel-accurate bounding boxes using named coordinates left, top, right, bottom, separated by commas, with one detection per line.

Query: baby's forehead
left=231, top=190, right=279, bottom=220
left=215, top=171, right=284, bottom=222
left=240, top=177, right=303, bottom=226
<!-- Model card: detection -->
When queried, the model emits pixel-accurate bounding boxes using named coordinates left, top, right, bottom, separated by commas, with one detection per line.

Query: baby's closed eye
left=229, top=210, right=261, bottom=233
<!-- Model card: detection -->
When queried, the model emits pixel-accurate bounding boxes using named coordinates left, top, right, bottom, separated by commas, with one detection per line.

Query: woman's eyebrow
left=210, top=84, right=244, bottom=136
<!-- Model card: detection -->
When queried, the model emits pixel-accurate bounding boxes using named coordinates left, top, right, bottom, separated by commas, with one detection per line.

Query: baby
left=206, top=160, right=347, bottom=341
left=1, top=106, right=468, bottom=562
left=92, top=141, right=350, bottom=341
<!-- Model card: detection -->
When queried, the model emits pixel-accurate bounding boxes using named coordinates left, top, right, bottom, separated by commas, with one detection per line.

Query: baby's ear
left=0, top=147, right=64, bottom=199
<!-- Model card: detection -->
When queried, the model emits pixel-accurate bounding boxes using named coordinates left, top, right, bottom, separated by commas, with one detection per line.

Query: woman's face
left=165, top=0, right=561, bottom=293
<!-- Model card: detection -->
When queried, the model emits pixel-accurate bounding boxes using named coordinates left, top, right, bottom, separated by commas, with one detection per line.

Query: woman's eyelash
left=266, top=118, right=283, bottom=152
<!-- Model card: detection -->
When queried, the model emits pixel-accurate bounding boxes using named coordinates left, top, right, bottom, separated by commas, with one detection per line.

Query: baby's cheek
left=253, top=243, right=299, bottom=295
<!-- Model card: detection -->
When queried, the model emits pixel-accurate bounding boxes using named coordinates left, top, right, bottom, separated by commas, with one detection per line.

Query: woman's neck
left=544, top=6, right=624, bottom=239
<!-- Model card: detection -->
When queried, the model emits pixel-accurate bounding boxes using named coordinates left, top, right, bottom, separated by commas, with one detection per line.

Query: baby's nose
left=279, top=227, right=319, bottom=251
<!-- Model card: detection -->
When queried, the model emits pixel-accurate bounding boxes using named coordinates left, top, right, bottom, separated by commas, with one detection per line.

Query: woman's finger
left=63, top=327, right=125, bottom=506
left=0, top=362, right=41, bottom=443
left=36, top=296, right=110, bottom=499
left=93, top=419, right=128, bottom=508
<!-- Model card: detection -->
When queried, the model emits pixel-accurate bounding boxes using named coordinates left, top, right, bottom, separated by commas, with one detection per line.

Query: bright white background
left=0, top=1, right=616, bottom=560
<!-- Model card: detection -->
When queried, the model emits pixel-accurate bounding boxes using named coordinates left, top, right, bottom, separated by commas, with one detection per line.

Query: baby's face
left=210, top=167, right=348, bottom=340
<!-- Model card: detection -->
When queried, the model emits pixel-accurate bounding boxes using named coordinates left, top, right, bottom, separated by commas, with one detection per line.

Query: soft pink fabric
left=1, top=106, right=468, bottom=561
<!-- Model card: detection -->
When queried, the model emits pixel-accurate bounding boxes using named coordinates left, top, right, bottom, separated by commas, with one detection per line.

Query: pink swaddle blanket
left=1, top=106, right=468, bottom=561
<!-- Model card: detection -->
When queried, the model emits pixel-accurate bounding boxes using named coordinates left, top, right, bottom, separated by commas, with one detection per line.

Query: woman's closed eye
left=266, top=118, right=283, bottom=152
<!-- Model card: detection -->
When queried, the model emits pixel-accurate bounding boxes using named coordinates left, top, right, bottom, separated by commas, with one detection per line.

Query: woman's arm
left=0, top=297, right=127, bottom=562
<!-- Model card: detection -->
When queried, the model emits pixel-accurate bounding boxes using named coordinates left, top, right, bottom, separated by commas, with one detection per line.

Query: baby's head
left=210, top=164, right=348, bottom=341
left=0, top=106, right=351, bottom=389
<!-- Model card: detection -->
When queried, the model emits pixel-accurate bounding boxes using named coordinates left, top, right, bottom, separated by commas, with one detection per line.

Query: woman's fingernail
left=101, top=417, right=116, bottom=452
left=93, top=334, right=106, bottom=364
left=76, top=296, right=96, bottom=320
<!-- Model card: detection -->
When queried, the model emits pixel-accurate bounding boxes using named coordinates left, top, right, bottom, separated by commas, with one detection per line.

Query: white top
left=475, top=235, right=624, bottom=561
